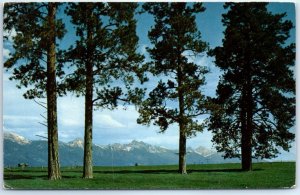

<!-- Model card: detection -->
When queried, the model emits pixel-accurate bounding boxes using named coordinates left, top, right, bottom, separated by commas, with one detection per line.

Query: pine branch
left=34, top=99, right=47, bottom=109
left=38, top=121, right=47, bottom=127
left=40, top=114, right=47, bottom=120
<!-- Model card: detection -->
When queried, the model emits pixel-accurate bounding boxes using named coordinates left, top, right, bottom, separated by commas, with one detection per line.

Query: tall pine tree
left=64, top=2, right=146, bottom=178
left=208, top=3, right=295, bottom=171
left=4, top=2, right=66, bottom=180
left=137, top=2, right=209, bottom=174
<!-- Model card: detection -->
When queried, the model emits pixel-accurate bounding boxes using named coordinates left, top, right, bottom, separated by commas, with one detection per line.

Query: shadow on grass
left=4, top=168, right=264, bottom=180
left=4, top=174, right=45, bottom=180
left=190, top=168, right=263, bottom=173
left=7, top=169, right=48, bottom=173
left=4, top=174, right=78, bottom=180
left=94, top=168, right=263, bottom=174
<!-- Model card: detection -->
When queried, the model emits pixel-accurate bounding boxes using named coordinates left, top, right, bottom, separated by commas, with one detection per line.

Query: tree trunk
left=177, top=55, right=187, bottom=174
left=241, top=61, right=253, bottom=171
left=241, top=88, right=251, bottom=171
left=179, top=124, right=187, bottom=174
left=83, top=5, right=94, bottom=179
left=46, top=2, right=61, bottom=180
left=83, top=80, right=93, bottom=178
left=243, top=79, right=253, bottom=171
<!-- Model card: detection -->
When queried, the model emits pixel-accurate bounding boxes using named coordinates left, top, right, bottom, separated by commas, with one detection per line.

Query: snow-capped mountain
left=4, top=131, right=31, bottom=145
left=194, top=146, right=216, bottom=157
left=3, top=131, right=241, bottom=167
left=68, top=138, right=84, bottom=148
left=108, top=140, right=169, bottom=153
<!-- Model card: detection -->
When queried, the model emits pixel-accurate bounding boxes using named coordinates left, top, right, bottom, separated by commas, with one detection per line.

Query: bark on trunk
left=83, top=85, right=93, bottom=179
left=46, top=2, right=61, bottom=180
left=243, top=80, right=253, bottom=171
left=241, top=88, right=251, bottom=171
left=83, top=5, right=94, bottom=179
left=179, top=124, right=187, bottom=174
left=241, top=60, right=253, bottom=171
left=83, top=67, right=93, bottom=178
left=177, top=55, right=187, bottom=174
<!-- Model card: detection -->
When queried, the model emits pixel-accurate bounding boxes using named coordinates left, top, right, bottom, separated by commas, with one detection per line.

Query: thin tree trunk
left=83, top=4, right=94, bottom=179
left=46, top=2, right=61, bottom=180
left=243, top=79, right=253, bottom=171
left=178, top=93, right=187, bottom=174
left=241, top=87, right=251, bottom=171
left=177, top=55, right=187, bottom=174
left=83, top=64, right=93, bottom=179
left=83, top=76, right=93, bottom=178
left=179, top=123, right=187, bottom=174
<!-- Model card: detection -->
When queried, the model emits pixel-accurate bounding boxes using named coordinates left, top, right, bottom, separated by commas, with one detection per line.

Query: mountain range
left=3, top=131, right=241, bottom=167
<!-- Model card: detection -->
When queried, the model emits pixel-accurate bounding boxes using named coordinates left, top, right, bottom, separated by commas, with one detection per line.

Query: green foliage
left=4, top=3, right=66, bottom=99
left=208, top=3, right=295, bottom=159
left=137, top=2, right=209, bottom=137
left=63, top=2, right=147, bottom=108
left=4, top=162, right=295, bottom=189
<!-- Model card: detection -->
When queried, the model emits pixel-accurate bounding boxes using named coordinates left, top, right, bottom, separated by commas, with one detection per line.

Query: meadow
left=4, top=162, right=295, bottom=189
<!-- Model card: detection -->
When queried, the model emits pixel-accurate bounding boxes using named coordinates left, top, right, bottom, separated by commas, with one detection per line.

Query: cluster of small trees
left=4, top=2, right=295, bottom=180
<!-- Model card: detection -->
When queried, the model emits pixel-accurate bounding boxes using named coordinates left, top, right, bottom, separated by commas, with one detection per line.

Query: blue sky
left=2, top=2, right=296, bottom=161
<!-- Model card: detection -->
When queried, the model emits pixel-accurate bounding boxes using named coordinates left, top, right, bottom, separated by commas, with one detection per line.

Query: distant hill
left=4, top=131, right=241, bottom=167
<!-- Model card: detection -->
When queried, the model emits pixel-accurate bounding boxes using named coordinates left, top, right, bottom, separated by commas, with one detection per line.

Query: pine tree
left=4, top=2, right=66, bottom=180
left=137, top=2, right=209, bottom=174
left=208, top=3, right=295, bottom=171
left=64, top=2, right=146, bottom=179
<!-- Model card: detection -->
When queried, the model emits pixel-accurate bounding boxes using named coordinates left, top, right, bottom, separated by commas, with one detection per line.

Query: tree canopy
left=208, top=2, right=295, bottom=170
left=4, top=2, right=66, bottom=180
left=64, top=3, right=147, bottom=108
left=138, top=2, right=209, bottom=174
left=4, top=2, right=66, bottom=99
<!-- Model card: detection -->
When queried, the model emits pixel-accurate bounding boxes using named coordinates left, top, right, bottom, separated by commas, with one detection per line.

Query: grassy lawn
left=3, top=162, right=295, bottom=189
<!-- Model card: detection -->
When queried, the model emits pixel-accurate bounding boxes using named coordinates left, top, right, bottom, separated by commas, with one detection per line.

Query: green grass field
left=4, top=162, right=295, bottom=189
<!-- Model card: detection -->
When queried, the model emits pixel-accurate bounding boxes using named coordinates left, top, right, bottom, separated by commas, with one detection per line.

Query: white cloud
left=60, top=118, right=82, bottom=127
left=57, top=95, right=126, bottom=128
left=3, top=115, right=40, bottom=123
left=94, top=113, right=125, bottom=128
left=59, top=129, right=83, bottom=141
left=189, top=130, right=214, bottom=149
left=103, top=105, right=139, bottom=126
left=3, top=115, right=45, bottom=138
left=58, top=96, right=84, bottom=127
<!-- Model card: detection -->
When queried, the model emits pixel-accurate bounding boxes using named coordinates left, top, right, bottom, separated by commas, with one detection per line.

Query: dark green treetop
left=137, top=2, right=210, bottom=137
left=64, top=2, right=147, bottom=108
left=208, top=2, right=295, bottom=159
left=4, top=2, right=66, bottom=99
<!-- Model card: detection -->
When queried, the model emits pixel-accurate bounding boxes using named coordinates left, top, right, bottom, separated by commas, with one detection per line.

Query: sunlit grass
left=4, top=162, right=295, bottom=189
